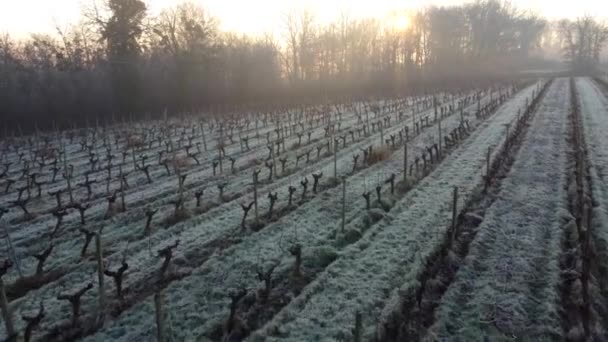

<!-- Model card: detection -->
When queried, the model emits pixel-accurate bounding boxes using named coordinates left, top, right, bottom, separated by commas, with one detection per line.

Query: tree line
left=0, top=0, right=605, bottom=132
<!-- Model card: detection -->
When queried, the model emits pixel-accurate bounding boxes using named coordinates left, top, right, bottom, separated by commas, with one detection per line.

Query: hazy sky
left=1, top=0, right=605, bottom=37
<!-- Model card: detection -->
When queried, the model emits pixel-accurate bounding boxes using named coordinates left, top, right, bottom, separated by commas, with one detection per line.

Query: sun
left=390, top=13, right=411, bottom=31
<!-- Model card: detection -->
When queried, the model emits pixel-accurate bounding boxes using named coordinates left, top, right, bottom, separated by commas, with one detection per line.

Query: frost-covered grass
left=2, top=96, right=454, bottom=339
left=2, top=103, right=370, bottom=276
left=1, top=89, right=513, bottom=341
left=574, top=77, right=608, bottom=337
left=0, top=123, right=251, bottom=235
left=0, top=109, right=359, bottom=329
left=428, top=78, right=571, bottom=341
left=244, top=85, right=539, bottom=341
left=78, top=88, right=501, bottom=342
left=577, top=79, right=608, bottom=240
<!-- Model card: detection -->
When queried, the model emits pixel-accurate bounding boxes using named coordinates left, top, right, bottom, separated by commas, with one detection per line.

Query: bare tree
left=559, top=17, right=608, bottom=71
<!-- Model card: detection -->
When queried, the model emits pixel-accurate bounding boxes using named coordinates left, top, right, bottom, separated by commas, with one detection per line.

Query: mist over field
left=0, top=0, right=606, bottom=131
left=0, top=1, right=608, bottom=342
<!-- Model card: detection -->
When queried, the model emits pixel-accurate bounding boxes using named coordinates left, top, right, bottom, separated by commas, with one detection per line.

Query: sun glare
left=392, top=13, right=411, bottom=31
left=395, top=14, right=412, bottom=30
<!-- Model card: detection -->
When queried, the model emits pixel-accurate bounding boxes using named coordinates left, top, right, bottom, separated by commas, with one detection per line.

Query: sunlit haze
left=1, top=0, right=606, bottom=37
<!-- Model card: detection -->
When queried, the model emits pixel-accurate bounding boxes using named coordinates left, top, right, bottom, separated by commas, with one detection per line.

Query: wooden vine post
left=218, top=145, right=223, bottom=174
left=460, top=105, right=464, bottom=125
left=270, top=142, right=277, bottom=176
left=486, top=147, right=491, bottom=186
left=0, top=260, right=15, bottom=339
left=434, top=96, right=438, bottom=123
left=334, top=138, right=338, bottom=179
left=131, top=146, right=137, bottom=170
left=412, top=107, right=417, bottom=135
left=200, top=122, right=207, bottom=151
left=95, top=233, right=106, bottom=322
left=341, top=177, right=346, bottom=233
left=1, top=217, right=22, bottom=277
left=438, top=119, right=443, bottom=158
left=253, top=170, right=260, bottom=222
left=64, top=159, right=74, bottom=205
left=154, top=291, right=166, bottom=342
left=403, top=141, right=408, bottom=183
left=451, top=187, right=459, bottom=243
left=352, top=311, right=362, bottom=342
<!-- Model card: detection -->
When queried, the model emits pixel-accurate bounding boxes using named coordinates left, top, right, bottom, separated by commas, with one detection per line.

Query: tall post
left=218, top=146, right=223, bottom=174
left=451, top=187, right=459, bottom=243
left=0, top=277, right=15, bottom=339
left=341, top=177, right=346, bottom=233
left=154, top=291, right=166, bottom=342
left=434, top=96, right=438, bottom=122
left=253, top=171, right=259, bottom=222
left=486, top=147, right=491, bottom=179
left=412, top=108, right=417, bottom=135
left=353, top=311, right=362, bottom=342
left=403, top=141, right=408, bottom=182
left=438, top=120, right=443, bottom=158
left=517, top=109, right=521, bottom=123
left=460, top=106, right=464, bottom=125
left=200, top=123, right=207, bottom=151
left=334, top=139, right=338, bottom=179
left=271, top=143, right=277, bottom=176
left=2, top=224, right=22, bottom=278
left=64, top=154, right=73, bottom=204
left=131, top=146, right=137, bottom=170
left=95, top=233, right=105, bottom=322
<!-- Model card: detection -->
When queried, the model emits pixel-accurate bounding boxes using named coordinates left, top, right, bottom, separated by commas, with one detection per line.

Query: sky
left=0, top=0, right=605, bottom=38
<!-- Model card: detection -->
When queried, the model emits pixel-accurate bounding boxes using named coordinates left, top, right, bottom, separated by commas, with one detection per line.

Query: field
left=2, top=77, right=608, bottom=342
